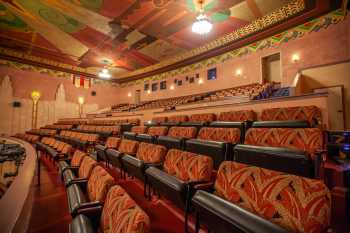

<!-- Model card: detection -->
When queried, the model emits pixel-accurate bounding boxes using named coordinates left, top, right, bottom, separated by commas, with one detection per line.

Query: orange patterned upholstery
left=168, top=115, right=189, bottom=123
left=118, top=139, right=139, bottom=154
left=70, top=150, right=87, bottom=167
left=147, top=126, right=168, bottom=136
left=78, top=156, right=97, bottom=179
left=215, top=161, right=331, bottom=233
left=131, top=126, right=147, bottom=134
left=128, top=118, right=140, bottom=125
left=152, top=116, right=168, bottom=123
left=190, top=113, right=216, bottom=122
left=163, top=149, right=213, bottom=182
left=87, top=166, right=115, bottom=203
left=245, top=128, right=323, bottom=159
left=168, top=127, right=197, bottom=139
left=218, top=110, right=256, bottom=121
left=100, top=185, right=150, bottom=233
left=260, top=106, right=322, bottom=126
left=197, top=127, right=241, bottom=143
left=136, top=142, right=167, bottom=163
left=105, top=137, right=121, bottom=149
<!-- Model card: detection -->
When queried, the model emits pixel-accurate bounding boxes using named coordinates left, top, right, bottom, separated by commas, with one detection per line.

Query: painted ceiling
left=0, top=0, right=295, bottom=80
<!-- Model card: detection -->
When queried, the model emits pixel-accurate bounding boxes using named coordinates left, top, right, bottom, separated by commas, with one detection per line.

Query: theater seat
left=95, top=137, right=121, bottom=163
left=66, top=166, right=114, bottom=216
left=145, top=149, right=213, bottom=233
left=122, top=142, right=167, bottom=195
left=62, top=156, right=97, bottom=187
left=157, top=126, right=197, bottom=149
left=186, top=126, right=241, bottom=168
left=58, top=150, right=87, bottom=175
left=69, top=185, right=150, bottom=233
left=192, top=161, right=331, bottom=233
left=105, top=139, right=139, bottom=176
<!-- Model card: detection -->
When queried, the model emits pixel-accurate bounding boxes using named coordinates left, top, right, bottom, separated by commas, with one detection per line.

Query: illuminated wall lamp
left=127, top=92, right=132, bottom=97
left=198, top=78, right=204, bottom=85
left=292, top=54, right=300, bottom=63
left=170, top=85, right=175, bottom=90
left=235, top=69, right=242, bottom=77
left=147, top=90, right=151, bottom=94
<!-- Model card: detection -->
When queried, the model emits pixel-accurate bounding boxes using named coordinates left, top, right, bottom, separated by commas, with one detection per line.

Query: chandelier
left=191, top=0, right=212, bottom=35
left=98, top=68, right=111, bottom=79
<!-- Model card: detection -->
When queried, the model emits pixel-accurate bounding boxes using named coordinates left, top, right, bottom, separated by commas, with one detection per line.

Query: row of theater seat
left=55, top=131, right=99, bottom=150
left=36, top=137, right=72, bottom=160
left=36, top=149, right=150, bottom=233
left=92, top=133, right=330, bottom=233
left=42, top=124, right=73, bottom=130
left=26, top=128, right=57, bottom=136
left=150, top=105, right=322, bottom=127
left=14, top=133, right=40, bottom=143
left=75, top=125, right=121, bottom=136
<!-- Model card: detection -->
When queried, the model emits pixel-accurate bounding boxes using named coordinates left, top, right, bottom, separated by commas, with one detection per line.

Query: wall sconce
left=31, top=91, right=41, bottom=129
left=235, top=69, right=242, bottom=77
left=147, top=90, right=151, bottom=94
left=292, top=54, right=300, bottom=63
left=78, top=96, right=84, bottom=117
left=170, top=84, right=175, bottom=90
left=198, top=78, right=204, bottom=85
left=127, top=92, right=132, bottom=97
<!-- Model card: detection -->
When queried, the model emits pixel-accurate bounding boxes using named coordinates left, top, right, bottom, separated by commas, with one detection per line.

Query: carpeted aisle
left=27, top=156, right=203, bottom=233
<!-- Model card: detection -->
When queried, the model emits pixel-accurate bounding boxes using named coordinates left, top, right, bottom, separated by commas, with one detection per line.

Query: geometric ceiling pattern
left=0, top=0, right=294, bottom=79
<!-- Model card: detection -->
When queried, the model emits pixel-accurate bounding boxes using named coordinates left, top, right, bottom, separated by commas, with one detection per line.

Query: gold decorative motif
left=31, top=90, right=41, bottom=128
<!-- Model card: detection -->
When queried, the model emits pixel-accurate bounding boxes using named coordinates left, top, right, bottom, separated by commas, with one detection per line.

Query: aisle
left=27, top=157, right=202, bottom=233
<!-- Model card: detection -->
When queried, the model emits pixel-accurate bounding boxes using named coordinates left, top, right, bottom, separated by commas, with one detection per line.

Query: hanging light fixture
left=98, top=68, right=111, bottom=79
left=192, top=0, right=213, bottom=35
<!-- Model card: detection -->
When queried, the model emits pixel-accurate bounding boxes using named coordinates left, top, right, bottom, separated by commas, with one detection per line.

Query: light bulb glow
left=78, top=96, right=84, bottom=105
left=192, top=14, right=212, bottom=35
left=235, top=69, right=242, bottom=76
left=198, top=78, right=203, bottom=84
left=170, top=85, right=175, bottom=90
left=127, top=92, right=132, bottom=97
left=98, top=68, right=111, bottom=79
left=292, top=54, right=300, bottom=63
left=147, top=90, right=151, bottom=94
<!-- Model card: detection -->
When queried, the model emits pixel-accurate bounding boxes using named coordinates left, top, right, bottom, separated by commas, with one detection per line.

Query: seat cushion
left=67, top=184, right=87, bottom=215
left=87, top=166, right=115, bottom=203
left=69, top=214, right=95, bottom=233
left=214, top=161, right=331, bottom=233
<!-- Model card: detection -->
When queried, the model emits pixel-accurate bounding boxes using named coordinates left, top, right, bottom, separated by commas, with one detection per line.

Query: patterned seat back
left=100, top=185, right=150, bottom=233
left=190, top=113, right=216, bottom=123
left=105, top=137, right=121, bottom=149
left=136, top=142, right=167, bottom=163
left=197, top=127, right=241, bottom=143
left=214, top=161, right=331, bottom=233
left=152, top=116, right=168, bottom=123
left=118, top=139, right=139, bottom=154
left=218, top=110, right=256, bottom=121
left=245, top=128, right=323, bottom=159
left=78, top=156, right=97, bottom=179
left=131, top=126, right=147, bottom=134
left=260, top=106, right=322, bottom=126
left=147, top=126, right=168, bottom=136
left=70, top=150, right=87, bottom=167
left=168, top=115, right=189, bottom=123
left=87, top=166, right=115, bottom=203
left=163, top=149, right=213, bottom=182
left=168, top=127, right=197, bottom=139
left=128, top=118, right=140, bottom=125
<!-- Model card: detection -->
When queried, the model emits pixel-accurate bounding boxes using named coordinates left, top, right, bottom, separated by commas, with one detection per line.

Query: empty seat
left=62, top=156, right=97, bottom=187
left=69, top=185, right=150, bottom=233
left=95, top=137, right=121, bottom=163
left=192, top=161, right=331, bottom=233
left=122, top=142, right=167, bottom=194
left=186, top=127, right=241, bottom=168
left=105, top=139, right=139, bottom=171
left=189, top=113, right=216, bottom=123
left=58, top=150, right=87, bottom=175
left=146, top=149, right=213, bottom=232
left=160, top=115, right=188, bottom=126
left=66, top=166, right=114, bottom=216
left=260, top=105, right=322, bottom=127
left=157, top=126, right=197, bottom=149
left=218, top=110, right=256, bottom=122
